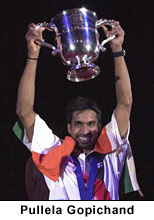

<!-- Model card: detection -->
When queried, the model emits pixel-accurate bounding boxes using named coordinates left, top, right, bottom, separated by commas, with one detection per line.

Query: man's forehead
left=72, top=110, right=97, bottom=121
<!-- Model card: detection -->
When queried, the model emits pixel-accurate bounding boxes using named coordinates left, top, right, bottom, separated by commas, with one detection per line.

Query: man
left=13, top=21, right=141, bottom=200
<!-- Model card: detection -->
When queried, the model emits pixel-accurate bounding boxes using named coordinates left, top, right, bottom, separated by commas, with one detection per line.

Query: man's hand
left=25, top=23, right=45, bottom=58
left=101, top=21, right=125, bottom=52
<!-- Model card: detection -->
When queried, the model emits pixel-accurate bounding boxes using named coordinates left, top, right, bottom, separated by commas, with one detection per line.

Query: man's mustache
left=76, top=133, right=93, bottom=138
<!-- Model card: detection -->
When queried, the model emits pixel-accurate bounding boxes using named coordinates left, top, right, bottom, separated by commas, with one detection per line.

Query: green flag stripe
left=123, top=161, right=134, bottom=193
left=12, top=120, right=24, bottom=141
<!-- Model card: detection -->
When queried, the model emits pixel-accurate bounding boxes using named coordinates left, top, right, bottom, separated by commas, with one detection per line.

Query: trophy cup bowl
left=35, top=8, right=115, bottom=82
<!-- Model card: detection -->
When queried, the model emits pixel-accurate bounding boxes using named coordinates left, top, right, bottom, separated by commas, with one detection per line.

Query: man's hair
left=66, top=96, right=102, bottom=129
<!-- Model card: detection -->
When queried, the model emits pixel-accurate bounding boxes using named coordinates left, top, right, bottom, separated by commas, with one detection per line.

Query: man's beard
left=74, top=132, right=98, bottom=152
left=75, top=143, right=95, bottom=152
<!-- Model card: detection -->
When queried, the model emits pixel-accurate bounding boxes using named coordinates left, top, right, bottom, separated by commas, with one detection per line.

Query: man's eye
left=88, top=122, right=96, bottom=128
left=74, top=122, right=82, bottom=127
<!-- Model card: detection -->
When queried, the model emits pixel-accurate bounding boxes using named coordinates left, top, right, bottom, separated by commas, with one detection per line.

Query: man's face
left=67, top=110, right=99, bottom=150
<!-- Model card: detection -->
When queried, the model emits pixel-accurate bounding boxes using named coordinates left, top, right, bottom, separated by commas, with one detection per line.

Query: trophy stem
left=67, top=63, right=100, bottom=82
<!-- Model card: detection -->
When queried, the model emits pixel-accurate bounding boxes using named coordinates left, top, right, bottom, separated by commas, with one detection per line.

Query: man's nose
left=80, top=124, right=90, bottom=134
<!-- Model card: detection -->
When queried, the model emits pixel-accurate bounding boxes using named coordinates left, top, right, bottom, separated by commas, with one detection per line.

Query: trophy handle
left=35, top=22, right=59, bottom=56
left=96, top=19, right=116, bottom=52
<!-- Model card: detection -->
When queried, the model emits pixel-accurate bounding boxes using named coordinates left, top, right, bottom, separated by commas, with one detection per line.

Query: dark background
left=1, top=0, right=154, bottom=200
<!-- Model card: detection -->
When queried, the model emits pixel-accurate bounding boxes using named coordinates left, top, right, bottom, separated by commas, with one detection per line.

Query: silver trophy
left=35, top=8, right=115, bottom=82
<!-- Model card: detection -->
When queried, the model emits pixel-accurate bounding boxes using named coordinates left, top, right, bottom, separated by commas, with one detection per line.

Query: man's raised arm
left=16, top=23, right=45, bottom=142
left=103, top=21, right=133, bottom=138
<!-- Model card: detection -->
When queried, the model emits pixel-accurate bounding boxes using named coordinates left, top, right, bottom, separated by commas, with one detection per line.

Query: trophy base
left=67, top=64, right=100, bottom=82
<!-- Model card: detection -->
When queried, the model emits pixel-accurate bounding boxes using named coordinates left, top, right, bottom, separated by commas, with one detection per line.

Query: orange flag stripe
left=32, top=136, right=76, bottom=181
